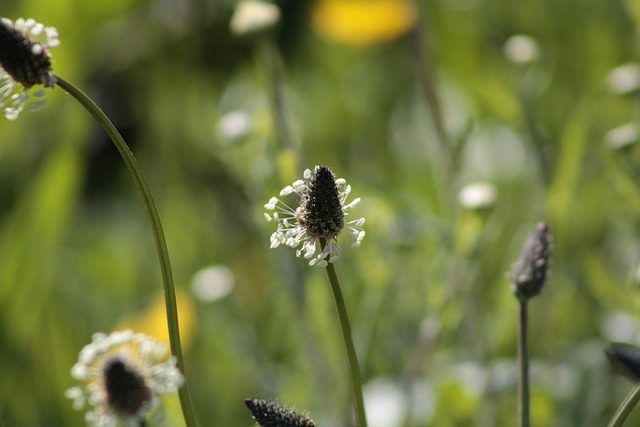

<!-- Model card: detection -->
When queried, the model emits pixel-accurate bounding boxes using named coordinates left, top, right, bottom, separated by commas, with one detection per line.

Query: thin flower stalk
left=54, top=76, right=197, bottom=427
left=517, top=299, right=530, bottom=427
left=510, top=222, right=551, bottom=427
left=265, top=166, right=367, bottom=427
left=323, top=250, right=368, bottom=427
left=608, top=383, right=640, bottom=427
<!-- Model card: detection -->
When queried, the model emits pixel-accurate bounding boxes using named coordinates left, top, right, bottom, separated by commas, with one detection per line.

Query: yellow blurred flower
left=118, top=288, right=196, bottom=355
left=311, top=0, right=416, bottom=47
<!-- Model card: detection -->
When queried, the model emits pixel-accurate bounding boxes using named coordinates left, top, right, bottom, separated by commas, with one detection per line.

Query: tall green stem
left=323, top=257, right=367, bottom=427
left=54, top=76, right=197, bottom=427
left=517, top=299, right=530, bottom=427
left=608, top=383, right=640, bottom=427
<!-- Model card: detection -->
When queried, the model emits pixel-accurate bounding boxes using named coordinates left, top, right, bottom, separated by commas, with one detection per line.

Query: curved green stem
left=517, top=299, right=530, bottom=427
left=608, top=382, right=640, bottom=427
left=54, top=75, right=198, bottom=427
left=323, top=256, right=368, bottom=427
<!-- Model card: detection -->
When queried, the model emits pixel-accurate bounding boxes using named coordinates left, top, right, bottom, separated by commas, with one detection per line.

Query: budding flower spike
left=0, top=17, right=59, bottom=120
left=245, top=398, right=315, bottom=427
left=264, top=165, right=366, bottom=267
left=66, top=330, right=184, bottom=427
left=511, top=222, right=552, bottom=301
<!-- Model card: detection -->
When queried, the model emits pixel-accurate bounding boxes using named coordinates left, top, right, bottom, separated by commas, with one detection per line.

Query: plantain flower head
left=245, top=398, right=315, bottom=427
left=65, top=330, right=184, bottom=427
left=264, top=165, right=365, bottom=268
left=0, top=17, right=59, bottom=120
left=510, top=222, right=552, bottom=301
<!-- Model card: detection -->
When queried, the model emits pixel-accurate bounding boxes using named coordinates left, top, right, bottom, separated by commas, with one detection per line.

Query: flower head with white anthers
left=66, top=330, right=184, bottom=427
left=265, top=165, right=365, bottom=268
left=0, top=17, right=59, bottom=120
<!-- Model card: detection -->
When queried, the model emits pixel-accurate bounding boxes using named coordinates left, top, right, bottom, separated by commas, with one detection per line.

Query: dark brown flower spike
left=0, top=17, right=59, bottom=119
left=511, top=222, right=552, bottom=301
left=245, top=399, right=315, bottom=427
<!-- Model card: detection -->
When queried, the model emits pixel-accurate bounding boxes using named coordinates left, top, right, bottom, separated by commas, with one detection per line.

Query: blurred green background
left=2, top=0, right=640, bottom=426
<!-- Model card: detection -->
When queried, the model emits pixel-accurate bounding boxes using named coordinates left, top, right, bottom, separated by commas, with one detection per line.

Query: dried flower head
left=265, top=165, right=365, bottom=267
left=245, top=398, right=315, bottom=427
left=511, top=222, right=552, bottom=301
left=0, top=17, right=59, bottom=120
left=605, top=342, right=640, bottom=382
left=66, top=330, right=184, bottom=427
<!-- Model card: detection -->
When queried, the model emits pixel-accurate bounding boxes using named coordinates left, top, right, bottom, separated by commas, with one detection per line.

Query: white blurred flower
left=217, top=110, right=252, bottom=140
left=458, top=182, right=497, bottom=209
left=605, top=122, right=639, bottom=150
left=364, top=379, right=407, bottom=427
left=191, top=265, right=234, bottom=302
left=608, top=63, right=640, bottom=95
left=230, top=0, right=280, bottom=36
left=504, top=35, right=539, bottom=64
left=66, top=330, right=183, bottom=427
left=602, top=311, right=640, bottom=343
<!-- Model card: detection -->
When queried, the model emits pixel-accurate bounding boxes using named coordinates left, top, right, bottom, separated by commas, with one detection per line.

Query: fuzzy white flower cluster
left=265, top=166, right=365, bottom=267
left=66, top=330, right=184, bottom=427
left=0, top=17, right=59, bottom=120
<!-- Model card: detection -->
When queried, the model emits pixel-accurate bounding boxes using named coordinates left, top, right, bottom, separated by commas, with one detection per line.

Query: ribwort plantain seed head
left=297, top=165, right=345, bottom=240
left=0, top=18, right=55, bottom=88
left=245, top=398, right=315, bottom=427
left=0, top=17, right=59, bottom=120
left=66, top=330, right=184, bottom=426
left=103, top=357, right=153, bottom=418
left=511, top=222, right=552, bottom=301
left=265, top=165, right=365, bottom=267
